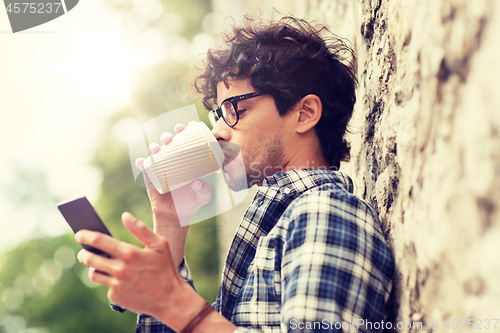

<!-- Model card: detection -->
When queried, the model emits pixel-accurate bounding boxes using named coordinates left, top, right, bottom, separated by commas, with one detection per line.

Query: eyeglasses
left=208, top=92, right=265, bottom=128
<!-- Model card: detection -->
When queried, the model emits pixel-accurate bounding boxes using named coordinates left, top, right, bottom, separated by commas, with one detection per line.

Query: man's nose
left=211, top=118, right=231, bottom=141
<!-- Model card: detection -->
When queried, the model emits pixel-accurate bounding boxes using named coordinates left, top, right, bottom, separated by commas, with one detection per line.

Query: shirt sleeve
left=278, top=191, right=394, bottom=332
left=230, top=190, right=394, bottom=333
left=178, top=257, right=195, bottom=288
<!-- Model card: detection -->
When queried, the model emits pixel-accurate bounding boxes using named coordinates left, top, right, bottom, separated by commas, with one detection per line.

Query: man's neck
left=282, top=145, right=330, bottom=173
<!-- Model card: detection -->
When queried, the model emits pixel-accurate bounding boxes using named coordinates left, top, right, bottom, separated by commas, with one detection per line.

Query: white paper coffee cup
left=143, top=121, right=224, bottom=194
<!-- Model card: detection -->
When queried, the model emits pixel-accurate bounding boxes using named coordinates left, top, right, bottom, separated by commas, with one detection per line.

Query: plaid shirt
left=121, top=169, right=394, bottom=332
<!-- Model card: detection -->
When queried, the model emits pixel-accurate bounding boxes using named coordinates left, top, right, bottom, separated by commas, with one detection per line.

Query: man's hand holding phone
left=74, top=212, right=208, bottom=332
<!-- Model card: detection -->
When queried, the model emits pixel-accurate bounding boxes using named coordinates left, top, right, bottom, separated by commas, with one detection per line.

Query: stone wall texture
left=215, top=0, right=500, bottom=330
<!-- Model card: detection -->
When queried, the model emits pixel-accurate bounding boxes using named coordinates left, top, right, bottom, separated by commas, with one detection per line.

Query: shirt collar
left=261, top=168, right=354, bottom=198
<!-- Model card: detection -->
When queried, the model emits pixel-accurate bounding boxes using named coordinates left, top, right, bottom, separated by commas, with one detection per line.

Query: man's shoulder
left=275, top=171, right=383, bottom=239
left=275, top=171, right=394, bottom=276
left=289, top=183, right=376, bottom=221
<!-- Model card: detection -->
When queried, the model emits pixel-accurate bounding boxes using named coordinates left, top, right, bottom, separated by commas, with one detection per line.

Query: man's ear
left=295, top=94, right=322, bottom=134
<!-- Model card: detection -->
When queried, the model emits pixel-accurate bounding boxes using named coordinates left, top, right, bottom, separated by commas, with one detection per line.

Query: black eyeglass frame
left=209, top=91, right=265, bottom=127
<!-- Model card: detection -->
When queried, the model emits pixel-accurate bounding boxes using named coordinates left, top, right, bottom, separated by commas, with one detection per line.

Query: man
left=76, top=16, right=395, bottom=332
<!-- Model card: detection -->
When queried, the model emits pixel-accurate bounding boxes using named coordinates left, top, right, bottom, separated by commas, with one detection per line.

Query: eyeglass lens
left=221, top=100, right=237, bottom=126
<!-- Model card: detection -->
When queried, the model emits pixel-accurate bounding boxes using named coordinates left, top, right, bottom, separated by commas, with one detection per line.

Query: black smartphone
left=58, top=197, right=112, bottom=258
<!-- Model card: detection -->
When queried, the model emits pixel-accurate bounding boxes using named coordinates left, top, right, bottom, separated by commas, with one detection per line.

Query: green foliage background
left=0, top=235, right=138, bottom=333
left=0, top=0, right=223, bottom=331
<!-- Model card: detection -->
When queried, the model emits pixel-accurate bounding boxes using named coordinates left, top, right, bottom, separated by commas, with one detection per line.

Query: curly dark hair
left=194, top=16, right=357, bottom=169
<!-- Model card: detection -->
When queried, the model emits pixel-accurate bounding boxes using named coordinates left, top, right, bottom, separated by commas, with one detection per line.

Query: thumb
left=190, top=180, right=212, bottom=206
left=122, top=212, right=158, bottom=247
left=190, top=179, right=212, bottom=195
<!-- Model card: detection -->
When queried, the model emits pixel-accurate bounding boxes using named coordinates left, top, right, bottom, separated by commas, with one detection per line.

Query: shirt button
left=257, top=200, right=264, bottom=207
left=283, top=188, right=291, bottom=194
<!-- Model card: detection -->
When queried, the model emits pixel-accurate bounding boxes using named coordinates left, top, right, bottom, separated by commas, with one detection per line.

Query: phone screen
left=58, top=197, right=112, bottom=258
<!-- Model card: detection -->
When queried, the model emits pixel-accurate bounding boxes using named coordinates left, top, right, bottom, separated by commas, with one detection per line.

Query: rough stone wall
left=214, top=0, right=500, bottom=329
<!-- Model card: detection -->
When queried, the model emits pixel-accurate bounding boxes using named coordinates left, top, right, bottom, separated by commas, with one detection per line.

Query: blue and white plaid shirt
left=119, top=169, right=394, bottom=332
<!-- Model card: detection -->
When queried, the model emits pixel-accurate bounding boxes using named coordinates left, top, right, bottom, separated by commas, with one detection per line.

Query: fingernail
left=135, top=158, right=145, bottom=171
left=125, top=212, right=136, bottom=223
left=160, top=132, right=173, bottom=144
left=195, top=181, right=202, bottom=191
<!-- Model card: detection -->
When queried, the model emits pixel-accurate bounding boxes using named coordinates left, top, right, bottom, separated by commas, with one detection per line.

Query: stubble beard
left=225, top=135, right=285, bottom=191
